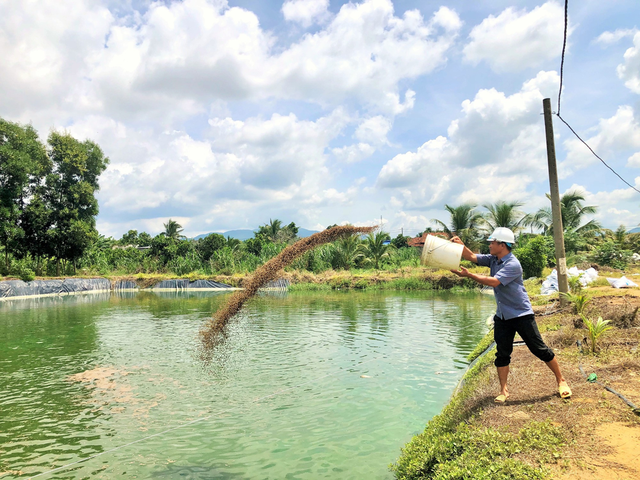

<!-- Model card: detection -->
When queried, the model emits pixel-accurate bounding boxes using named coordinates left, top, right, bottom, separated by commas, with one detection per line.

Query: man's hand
left=450, top=236, right=464, bottom=246
left=450, top=266, right=469, bottom=278
left=450, top=236, right=478, bottom=264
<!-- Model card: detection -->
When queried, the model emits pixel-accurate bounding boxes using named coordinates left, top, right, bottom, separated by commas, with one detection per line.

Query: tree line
left=427, top=198, right=640, bottom=277
left=0, top=118, right=109, bottom=277
left=2, top=116, right=638, bottom=281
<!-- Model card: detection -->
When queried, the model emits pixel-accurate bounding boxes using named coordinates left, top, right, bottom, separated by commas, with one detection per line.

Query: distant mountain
left=628, top=227, right=640, bottom=234
left=194, top=227, right=319, bottom=241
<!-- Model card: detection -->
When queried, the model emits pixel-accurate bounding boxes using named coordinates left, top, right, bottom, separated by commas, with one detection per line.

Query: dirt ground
left=463, top=291, right=640, bottom=479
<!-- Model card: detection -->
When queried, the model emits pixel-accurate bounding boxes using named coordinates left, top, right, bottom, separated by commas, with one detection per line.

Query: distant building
left=407, top=232, right=448, bottom=249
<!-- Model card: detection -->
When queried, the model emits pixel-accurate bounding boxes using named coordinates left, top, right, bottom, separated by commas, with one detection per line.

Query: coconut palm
left=163, top=219, right=185, bottom=240
left=527, top=190, right=601, bottom=235
left=332, top=234, right=363, bottom=270
left=265, top=219, right=282, bottom=241
left=522, top=210, right=551, bottom=235
left=359, top=232, right=393, bottom=269
left=432, top=204, right=484, bottom=246
left=482, top=201, right=526, bottom=233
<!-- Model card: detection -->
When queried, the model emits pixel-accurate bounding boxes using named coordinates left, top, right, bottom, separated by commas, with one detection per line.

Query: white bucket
left=420, top=235, right=464, bottom=270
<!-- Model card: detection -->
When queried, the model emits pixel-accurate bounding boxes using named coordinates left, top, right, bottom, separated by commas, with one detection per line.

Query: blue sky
left=1, top=0, right=639, bottom=238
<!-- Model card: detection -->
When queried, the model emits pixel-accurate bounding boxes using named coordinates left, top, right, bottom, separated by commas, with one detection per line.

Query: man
left=450, top=227, right=571, bottom=403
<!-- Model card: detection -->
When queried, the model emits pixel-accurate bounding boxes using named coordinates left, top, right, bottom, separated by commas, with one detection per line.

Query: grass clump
left=288, top=282, right=331, bottom=292
left=391, top=353, right=566, bottom=480
left=377, top=277, right=432, bottom=290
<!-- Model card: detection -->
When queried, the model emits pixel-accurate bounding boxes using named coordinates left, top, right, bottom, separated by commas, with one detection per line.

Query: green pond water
left=0, top=290, right=495, bottom=479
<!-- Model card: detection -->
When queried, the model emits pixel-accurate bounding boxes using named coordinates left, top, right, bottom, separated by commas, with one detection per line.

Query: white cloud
left=463, top=2, right=568, bottom=73
left=560, top=105, right=640, bottom=177
left=332, top=143, right=376, bottom=163
left=0, top=0, right=460, bottom=124
left=0, top=0, right=113, bottom=124
left=68, top=108, right=355, bottom=235
left=595, top=28, right=637, bottom=46
left=628, top=152, right=640, bottom=168
left=355, top=115, right=392, bottom=144
left=282, top=0, right=330, bottom=27
left=377, top=71, right=559, bottom=208
left=617, top=31, right=640, bottom=94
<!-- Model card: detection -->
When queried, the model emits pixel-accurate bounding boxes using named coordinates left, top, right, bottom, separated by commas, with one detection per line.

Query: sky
left=1, top=0, right=639, bottom=239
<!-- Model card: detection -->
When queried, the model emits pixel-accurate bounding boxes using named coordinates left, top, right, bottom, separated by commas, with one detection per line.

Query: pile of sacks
left=540, top=267, right=599, bottom=295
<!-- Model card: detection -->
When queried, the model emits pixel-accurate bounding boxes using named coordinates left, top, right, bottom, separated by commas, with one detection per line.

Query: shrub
left=513, top=236, right=547, bottom=279
left=590, top=241, right=633, bottom=270
left=11, top=259, right=35, bottom=282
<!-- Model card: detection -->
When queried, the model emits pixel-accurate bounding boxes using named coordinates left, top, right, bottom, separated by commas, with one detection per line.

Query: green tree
left=137, top=232, right=152, bottom=247
left=359, top=232, right=393, bottom=269
left=332, top=234, right=363, bottom=270
left=529, top=190, right=601, bottom=235
left=390, top=234, right=410, bottom=249
left=20, top=194, right=52, bottom=275
left=482, top=201, right=525, bottom=233
left=257, top=218, right=282, bottom=242
left=163, top=219, right=185, bottom=241
left=197, top=233, right=226, bottom=261
left=0, top=119, right=49, bottom=271
left=513, top=236, right=547, bottom=279
left=44, top=131, right=109, bottom=274
left=432, top=204, right=483, bottom=247
left=119, top=229, right=139, bottom=246
left=602, top=225, right=631, bottom=249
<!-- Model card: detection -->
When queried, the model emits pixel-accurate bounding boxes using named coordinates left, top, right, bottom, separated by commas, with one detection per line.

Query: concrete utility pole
left=542, top=98, right=569, bottom=306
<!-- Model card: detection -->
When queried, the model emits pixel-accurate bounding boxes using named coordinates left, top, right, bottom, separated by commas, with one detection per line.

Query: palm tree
left=482, top=201, right=525, bottom=234
left=332, top=234, right=363, bottom=270
left=527, top=190, right=601, bottom=235
left=602, top=224, right=631, bottom=248
left=432, top=204, right=484, bottom=246
left=359, top=232, right=393, bottom=269
left=522, top=210, right=551, bottom=235
left=163, top=219, right=185, bottom=240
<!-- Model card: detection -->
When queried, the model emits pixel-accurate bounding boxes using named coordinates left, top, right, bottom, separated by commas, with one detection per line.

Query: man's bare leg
left=497, top=366, right=509, bottom=399
left=546, top=357, right=572, bottom=397
left=545, top=357, right=565, bottom=384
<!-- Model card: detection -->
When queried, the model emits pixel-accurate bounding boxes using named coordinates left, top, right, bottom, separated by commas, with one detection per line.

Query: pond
left=0, top=290, right=495, bottom=479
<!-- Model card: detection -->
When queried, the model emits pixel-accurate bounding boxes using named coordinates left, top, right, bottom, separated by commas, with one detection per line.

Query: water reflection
left=0, top=294, right=110, bottom=476
left=0, top=289, right=495, bottom=479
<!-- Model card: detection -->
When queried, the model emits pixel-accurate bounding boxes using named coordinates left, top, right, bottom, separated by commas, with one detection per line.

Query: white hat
left=487, top=227, right=515, bottom=244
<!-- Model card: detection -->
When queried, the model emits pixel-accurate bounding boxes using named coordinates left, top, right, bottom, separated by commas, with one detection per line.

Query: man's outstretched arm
left=450, top=236, right=478, bottom=263
left=450, top=266, right=501, bottom=287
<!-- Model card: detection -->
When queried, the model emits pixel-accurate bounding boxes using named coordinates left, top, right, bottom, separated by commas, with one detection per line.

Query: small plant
left=560, top=292, right=591, bottom=315
left=580, top=314, right=613, bottom=354
left=567, top=275, right=582, bottom=293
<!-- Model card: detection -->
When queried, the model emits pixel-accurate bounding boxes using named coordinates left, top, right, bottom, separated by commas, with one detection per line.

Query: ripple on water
left=0, top=290, right=494, bottom=479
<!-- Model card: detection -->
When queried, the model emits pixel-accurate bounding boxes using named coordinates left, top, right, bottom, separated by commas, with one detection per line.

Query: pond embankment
left=1, top=268, right=480, bottom=300
left=392, top=291, right=640, bottom=480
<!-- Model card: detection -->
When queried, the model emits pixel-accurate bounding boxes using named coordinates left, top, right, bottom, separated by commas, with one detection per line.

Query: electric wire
left=557, top=0, right=568, bottom=116
left=555, top=0, right=640, bottom=195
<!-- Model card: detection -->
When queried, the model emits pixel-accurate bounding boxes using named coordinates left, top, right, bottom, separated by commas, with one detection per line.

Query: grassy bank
left=1, top=266, right=485, bottom=292
left=391, top=350, right=566, bottom=479
left=392, top=284, right=640, bottom=480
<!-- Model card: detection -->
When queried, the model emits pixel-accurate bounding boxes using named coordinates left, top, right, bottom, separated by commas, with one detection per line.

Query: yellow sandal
left=494, top=394, right=509, bottom=403
left=559, top=382, right=572, bottom=399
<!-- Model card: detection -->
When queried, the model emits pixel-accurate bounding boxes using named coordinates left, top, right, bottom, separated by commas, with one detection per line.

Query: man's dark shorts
left=493, top=314, right=555, bottom=368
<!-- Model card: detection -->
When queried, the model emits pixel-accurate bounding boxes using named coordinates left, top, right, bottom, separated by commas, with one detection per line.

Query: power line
left=555, top=0, right=640, bottom=196
left=557, top=0, right=568, bottom=116
left=556, top=115, right=640, bottom=194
